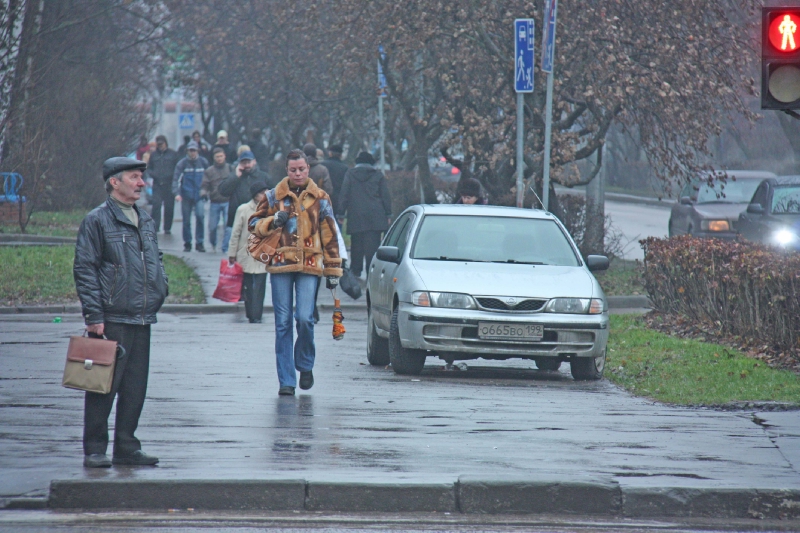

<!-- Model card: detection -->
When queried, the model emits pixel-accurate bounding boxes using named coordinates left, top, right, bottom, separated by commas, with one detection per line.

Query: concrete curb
left=0, top=296, right=647, bottom=316
left=40, top=479, right=800, bottom=519
left=0, top=234, right=76, bottom=245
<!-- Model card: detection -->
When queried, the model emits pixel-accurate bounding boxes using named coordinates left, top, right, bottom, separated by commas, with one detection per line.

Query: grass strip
left=0, top=245, right=205, bottom=306
left=594, top=259, right=645, bottom=296
left=607, top=314, right=800, bottom=406
left=0, top=209, right=88, bottom=238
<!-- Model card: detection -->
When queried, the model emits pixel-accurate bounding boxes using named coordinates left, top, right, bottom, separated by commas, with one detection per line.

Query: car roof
left=414, top=204, right=555, bottom=220
left=698, top=170, right=777, bottom=180
left=773, top=175, right=800, bottom=186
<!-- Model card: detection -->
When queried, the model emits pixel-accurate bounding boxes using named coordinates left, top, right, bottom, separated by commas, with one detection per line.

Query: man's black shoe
left=112, top=450, right=159, bottom=466
left=83, top=454, right=112, bottom=468
left=196, top=243, right=206, bottom=252
left=183, top=243, right=191, bottom=252
left=299, top=370, right=314, bottom=390
left=278, top=386, right=295, bottom=396
left=164, top=230, right=171, bottom=235
left=249, top=318, right=262, bottom=324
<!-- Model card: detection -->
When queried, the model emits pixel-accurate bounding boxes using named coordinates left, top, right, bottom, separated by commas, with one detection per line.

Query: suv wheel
left=367, top=305, right=390, bottom=366
left=570, top=349, right=606, bottom=381
left=389, top=307, right=426, bottom=375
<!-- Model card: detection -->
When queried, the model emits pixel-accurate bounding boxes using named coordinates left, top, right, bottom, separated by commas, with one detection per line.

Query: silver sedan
left=366, top=204, right=610, bottom=380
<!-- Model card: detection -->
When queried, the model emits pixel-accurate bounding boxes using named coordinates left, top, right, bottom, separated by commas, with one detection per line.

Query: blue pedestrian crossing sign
left=179, top=113, right=194, bottom=130
left=514, top=19, right=535, bottom=93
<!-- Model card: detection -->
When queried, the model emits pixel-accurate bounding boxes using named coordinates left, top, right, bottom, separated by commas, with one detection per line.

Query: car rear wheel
left=668, top=219, right=675, bottom=237
left=367, top=305, right=390, bottom=366
left=389, top=307, right=426, bottom=375
left=535, top=358, right=561, bottom=371
left=570, top=350, right=606, bottom=381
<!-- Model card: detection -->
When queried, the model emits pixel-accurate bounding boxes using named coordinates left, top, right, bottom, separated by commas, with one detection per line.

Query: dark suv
left=737, top=175, right=800, bottom=251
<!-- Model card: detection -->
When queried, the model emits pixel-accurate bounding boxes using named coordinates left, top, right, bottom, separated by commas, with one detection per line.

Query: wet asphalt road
left=1, top=309, right=798, bottom=503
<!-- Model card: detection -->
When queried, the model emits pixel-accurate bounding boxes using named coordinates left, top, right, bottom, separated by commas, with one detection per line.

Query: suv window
left=751, top=182, right=769, bottom=208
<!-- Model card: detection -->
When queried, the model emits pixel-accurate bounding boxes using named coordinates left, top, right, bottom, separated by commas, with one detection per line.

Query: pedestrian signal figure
left=781, top=14, right=797, bottom=50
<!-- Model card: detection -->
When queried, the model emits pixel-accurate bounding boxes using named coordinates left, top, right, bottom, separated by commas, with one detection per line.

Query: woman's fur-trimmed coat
left=248, top=177, right=343, bottom=277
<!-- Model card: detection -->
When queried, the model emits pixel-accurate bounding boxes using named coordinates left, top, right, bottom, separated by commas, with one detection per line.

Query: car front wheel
left=367, top=305, right=390, bottom=366
left=389, top=307, right=426, bottom=375
left=570, top=350, right=606, bottom=381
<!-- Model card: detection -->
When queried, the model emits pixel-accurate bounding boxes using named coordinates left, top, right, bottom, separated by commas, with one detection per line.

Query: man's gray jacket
left=74, top=198, right=169, bottom=325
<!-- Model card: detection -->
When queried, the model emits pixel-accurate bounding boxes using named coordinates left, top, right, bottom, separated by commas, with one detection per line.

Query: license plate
left=478, top=322, right=544, bottom=341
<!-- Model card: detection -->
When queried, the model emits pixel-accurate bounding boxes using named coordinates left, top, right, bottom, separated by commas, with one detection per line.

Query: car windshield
left=695, top=179, right=762, bottom=203
left=772, top=186, right=800, bottom=214
left=411, top=215, right=580, bottom=266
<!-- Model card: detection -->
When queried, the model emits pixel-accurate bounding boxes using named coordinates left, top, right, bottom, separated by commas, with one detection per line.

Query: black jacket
left=146, top=148, right=180, bottom=188
left=320, top=156, right=349, bottom=214
left=339, top=164, right=392, bottom=234
left=218, top=167, right=273, bottom=227
left=74, top=198, right=169, bottom=325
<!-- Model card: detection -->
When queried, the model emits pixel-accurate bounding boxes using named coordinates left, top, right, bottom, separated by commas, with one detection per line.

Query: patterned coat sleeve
left=319, top=195, right=343, bottom=277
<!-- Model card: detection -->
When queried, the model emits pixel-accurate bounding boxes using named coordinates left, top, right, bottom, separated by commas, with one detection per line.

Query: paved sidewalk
left=0, top=311, right=798, bottom=518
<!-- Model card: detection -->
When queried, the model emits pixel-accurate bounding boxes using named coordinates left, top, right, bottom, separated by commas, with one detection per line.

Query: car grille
left=476, top=297, right=547, bottom=312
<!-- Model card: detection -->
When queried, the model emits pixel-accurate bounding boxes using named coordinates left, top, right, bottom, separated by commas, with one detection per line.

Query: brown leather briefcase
left=62, top=334, right=123, bottom=394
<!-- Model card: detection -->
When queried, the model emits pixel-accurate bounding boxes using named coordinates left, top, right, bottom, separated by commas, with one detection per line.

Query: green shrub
left=641, top=236, right=800, bottom=351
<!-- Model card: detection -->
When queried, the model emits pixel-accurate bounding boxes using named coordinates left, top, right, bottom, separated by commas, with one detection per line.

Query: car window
left=696, top=179, right=762, bottom=203
left=411, top=215, right=580, bottom=266
left=383, top=213, right=412, bottom=246
left=680, top=182, right=695, bottom=200
left=394, top=215, right=416, bottom=256
left=771, top=186, right=800, bottom=214
left=751, top=182, right=769, bottom=208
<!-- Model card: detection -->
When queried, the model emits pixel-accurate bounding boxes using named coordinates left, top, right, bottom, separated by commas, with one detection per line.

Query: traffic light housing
left=762, top=7, right=800, bottom=109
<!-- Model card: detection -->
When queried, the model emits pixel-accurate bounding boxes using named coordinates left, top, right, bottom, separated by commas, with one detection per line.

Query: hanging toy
left=331, top=288, right=346, bottom=341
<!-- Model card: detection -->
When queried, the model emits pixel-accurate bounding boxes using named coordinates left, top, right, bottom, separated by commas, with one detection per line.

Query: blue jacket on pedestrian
left=172, top=156, right=209, bottom=201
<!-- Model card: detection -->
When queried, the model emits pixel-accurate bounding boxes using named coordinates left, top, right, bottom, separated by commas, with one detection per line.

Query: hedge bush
left=641, top=236, right=800, bottom=351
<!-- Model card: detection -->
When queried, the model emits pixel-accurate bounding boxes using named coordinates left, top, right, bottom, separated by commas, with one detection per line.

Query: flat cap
left=103, top=157, right=147, bottom=181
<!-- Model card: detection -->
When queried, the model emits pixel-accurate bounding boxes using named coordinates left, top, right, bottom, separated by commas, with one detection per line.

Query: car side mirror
left=746, top=203, right=765, bottom=215
left=376, top=246, right=400, bottom=264
left=586, top=255, right=610, bottom=272
left=679, top=196, right=693, bottom=206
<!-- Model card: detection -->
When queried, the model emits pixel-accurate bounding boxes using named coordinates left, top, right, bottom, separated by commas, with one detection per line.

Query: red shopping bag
left=212, top=259, right=244, bottom=302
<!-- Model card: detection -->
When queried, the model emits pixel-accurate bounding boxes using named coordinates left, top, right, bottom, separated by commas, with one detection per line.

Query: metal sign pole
left=540, top=0, right=558, bottom=211
left=514, top=19, right=534, bottom=208
left=516, top=94, right=524, bottom=208
left=378, top=92, right=386, bottom=171
left=378, top=47, right=387, bottom=172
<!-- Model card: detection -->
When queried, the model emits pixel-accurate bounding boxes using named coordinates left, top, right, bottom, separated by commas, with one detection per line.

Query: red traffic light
left=769, top=13, right=800, bottom=52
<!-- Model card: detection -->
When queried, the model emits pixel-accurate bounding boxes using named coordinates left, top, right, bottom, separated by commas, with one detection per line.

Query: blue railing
left=0, top=172, right=25, bottom=203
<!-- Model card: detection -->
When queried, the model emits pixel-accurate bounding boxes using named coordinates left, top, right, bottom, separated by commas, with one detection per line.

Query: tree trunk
left=583, top=148, right=605, bottom=256
left=413, top=127, right=436, bottom=203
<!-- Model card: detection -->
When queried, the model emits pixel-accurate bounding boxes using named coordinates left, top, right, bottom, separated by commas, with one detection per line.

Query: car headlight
left=701, top=220, right=730, bottom=232
left=411, top=291, right=477, bottom=309
left=774, top=229, right=798, bottom=246
left=544, top=298, right=605, bottom=314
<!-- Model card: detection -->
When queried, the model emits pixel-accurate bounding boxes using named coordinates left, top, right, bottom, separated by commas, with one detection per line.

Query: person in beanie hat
left=173, top=141, right=210, bottom=252
left=320, top=144, right=349, bottom=215
left=455, top=177, right=488, bottom=205
left=147, top=135, right=180, bottom=234
left=73, top=157, right=168, bottom=468
left=213, top=129, right=237, bottom=164
left=338, top=151, right=392, bottom=278
left=229, top=181, right=269, bottom=323
left=303, top=143, right=333, bottom=195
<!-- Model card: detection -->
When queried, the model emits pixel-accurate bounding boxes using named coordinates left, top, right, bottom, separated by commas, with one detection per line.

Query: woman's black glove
left=271, top=211, right=289, bottom=230
left=326, top=276, right=339, bottom=289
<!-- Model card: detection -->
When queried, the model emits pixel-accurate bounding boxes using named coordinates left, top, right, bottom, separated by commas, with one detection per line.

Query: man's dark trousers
left=83, top=323, right=150, bottom=456
left=350, top=230, right=382, bottom=277
left=151, top=183, right=175, bottom=233
left=243, top=273, right=267, bottom=322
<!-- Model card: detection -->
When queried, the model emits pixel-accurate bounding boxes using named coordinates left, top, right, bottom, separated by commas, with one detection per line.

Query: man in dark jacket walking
left=320, top=144, right=348, bottom=215
left=338, top=152, right=392, bottom=277
left=303, top=143, right=333, bottom=195
left=146, top=135, right=180, bottom=234
left=218, top=150, right=272, bottom=230
left=173, top=141, right=209, bottom=252
left=73, top=157, right=169, bottom=468
left=201, top=147, right=234, bottom=253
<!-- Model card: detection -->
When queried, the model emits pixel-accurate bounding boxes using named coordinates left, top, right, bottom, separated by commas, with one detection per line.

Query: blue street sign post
left=540, top=0, right=559, bottom=211
left=514, top=19, right=534, bottom=208
left=378, top=46, right=387, bottom=171
left=179, top=113, right=195, bottom=130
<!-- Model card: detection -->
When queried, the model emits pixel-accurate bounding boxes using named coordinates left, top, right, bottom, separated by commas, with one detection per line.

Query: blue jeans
left=271, top=272, right=320, bottom=388
left=181, top=197, right=206, bottom=246
left=208, top=202, right=230, bottom=253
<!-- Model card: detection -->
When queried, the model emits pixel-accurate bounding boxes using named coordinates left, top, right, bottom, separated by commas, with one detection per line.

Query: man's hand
left=175, top=195, right=182, bottom=202
left=326, top=276, right=339, bottom=289
left=272, top=211, right=289, bottom=229
left=236, top=165, right=244, bottom=178
left=86, top=323, right=104, bottom=336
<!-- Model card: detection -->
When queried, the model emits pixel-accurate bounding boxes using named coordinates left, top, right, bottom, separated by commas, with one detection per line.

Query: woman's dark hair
left=285, top=148, right=308, bottom=168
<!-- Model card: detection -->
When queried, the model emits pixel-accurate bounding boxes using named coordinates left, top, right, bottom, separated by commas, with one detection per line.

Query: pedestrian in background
left=135, top=134, right=149, bottom=161
left=455, top=178, right=488, bottom=205
left=146, top=135, right=180, bottom=235
left=201, top=147, right=234, bottom=254
left=229, top=181, right=268, bottom=323
left=249, top=149, right=343, bottom=396
left=249, top=128, right=269, bottom=164
left=73, top=156, right=168, bottom=468
left=177, top=135, right=191, bottom=159
left=303, top=143, right=333, bottom=195
left=213, top=130, right=237, bottom=164
left=219, top=150, right=272, bottom=233
left=320, top=144, right=348, bottom=215
left=338, top=151, right=392, bottom=278
left=173, top=141, right=209, bottom=252
left=192, top=130, right=212, bottom=162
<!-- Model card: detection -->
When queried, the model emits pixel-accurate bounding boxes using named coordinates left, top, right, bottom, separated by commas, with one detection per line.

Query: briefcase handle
left=84, top=330, right=127, bottom=359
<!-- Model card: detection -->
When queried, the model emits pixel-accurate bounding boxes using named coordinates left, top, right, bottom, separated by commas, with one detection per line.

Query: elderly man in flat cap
left=73, top=156, right=169, bottom=468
